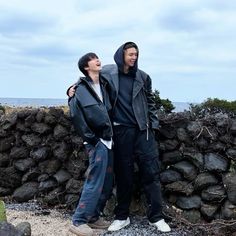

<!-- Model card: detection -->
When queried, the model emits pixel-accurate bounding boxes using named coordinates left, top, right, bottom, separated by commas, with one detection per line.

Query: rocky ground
left=4, top=201, right=191, bottom=236
left=6, top=209, right=189, bottom=236
left=5, top=201, right=236, bottom=236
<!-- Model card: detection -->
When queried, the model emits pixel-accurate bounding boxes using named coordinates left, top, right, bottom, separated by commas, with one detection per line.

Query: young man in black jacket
left=68, top=42, right=171, bottom=233
left=69, top=52, right=113, bottom=236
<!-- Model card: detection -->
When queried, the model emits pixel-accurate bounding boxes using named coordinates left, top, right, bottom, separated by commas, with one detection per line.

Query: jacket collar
left=80, top=75, right=107, bottom=87
left=101, top=64, right=144, bottom=98
left=110, top=69, right=144, bottom=98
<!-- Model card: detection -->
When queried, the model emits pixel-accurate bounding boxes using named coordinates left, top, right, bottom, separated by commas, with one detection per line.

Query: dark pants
left=72, top=141, right=113, bottom=225
left=113, top=126, right=163, bottom=223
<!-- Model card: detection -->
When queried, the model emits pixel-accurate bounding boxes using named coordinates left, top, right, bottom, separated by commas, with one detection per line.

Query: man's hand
left=68, top=85, right=76, bottom=97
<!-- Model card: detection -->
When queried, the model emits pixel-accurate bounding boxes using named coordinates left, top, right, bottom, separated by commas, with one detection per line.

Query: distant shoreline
left=0, top=97, right=191, bottom=112
left=0, top=97, right=68, bottom=108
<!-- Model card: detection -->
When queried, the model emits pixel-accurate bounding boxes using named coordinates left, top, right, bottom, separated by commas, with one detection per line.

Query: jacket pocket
left=80, top=99, right=99, bottom=108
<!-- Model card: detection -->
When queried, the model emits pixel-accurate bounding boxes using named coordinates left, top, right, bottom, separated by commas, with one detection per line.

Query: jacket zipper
left=146, top=122, right=149, bottom=141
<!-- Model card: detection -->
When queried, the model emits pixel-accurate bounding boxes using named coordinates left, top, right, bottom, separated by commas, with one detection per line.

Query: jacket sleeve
left=145, top=75, right=159, bottom=130
left=69, top=96, right=99, bottom=146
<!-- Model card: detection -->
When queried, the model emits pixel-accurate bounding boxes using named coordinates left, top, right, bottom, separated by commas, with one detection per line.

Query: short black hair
left=123, top=42, right=138, bottom=51
left=78, top=52, right=98, bottom=76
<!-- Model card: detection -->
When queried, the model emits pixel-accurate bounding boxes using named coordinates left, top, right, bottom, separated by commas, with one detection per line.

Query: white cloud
left=0, top=0, right=235, bottom=102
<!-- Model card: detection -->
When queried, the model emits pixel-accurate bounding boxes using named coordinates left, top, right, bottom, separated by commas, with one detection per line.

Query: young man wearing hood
left=68, top=42, right=171, bottom=233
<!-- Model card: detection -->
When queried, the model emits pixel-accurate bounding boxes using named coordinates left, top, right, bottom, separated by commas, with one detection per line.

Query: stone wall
left=0, top=108, right=236, bottom=222
left=158, top=112, right=236, bottom=222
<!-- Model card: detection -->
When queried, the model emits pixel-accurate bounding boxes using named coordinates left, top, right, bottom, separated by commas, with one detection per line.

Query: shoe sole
left=69, top=225, right=93, bottom=236
left=108, top=221, right=130, bottom=231
left=87, top=223, right=110, bottom=229
left=149, top=222, right=171, bottom=232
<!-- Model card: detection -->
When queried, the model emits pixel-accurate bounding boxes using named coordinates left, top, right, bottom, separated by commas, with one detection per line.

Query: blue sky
left=0, top=0, right=235, bottom=103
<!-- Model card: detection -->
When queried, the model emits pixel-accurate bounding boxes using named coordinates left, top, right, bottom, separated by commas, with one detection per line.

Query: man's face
left=86, top=57, right=101, bottom=73
left=124, top=47, right=138, bottom=67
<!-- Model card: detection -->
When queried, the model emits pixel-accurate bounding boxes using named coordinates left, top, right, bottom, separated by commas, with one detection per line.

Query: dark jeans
left=113, top=126, right=163, bottom=223
left=72, top=141, right=113, bottom=225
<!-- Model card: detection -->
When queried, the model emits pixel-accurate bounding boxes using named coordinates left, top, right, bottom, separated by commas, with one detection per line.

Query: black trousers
left=113, top=126, right=163, bottom=223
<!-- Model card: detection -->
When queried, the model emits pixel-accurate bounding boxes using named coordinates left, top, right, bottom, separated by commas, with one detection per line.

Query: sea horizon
left=0, top=97, right=193, bottom=112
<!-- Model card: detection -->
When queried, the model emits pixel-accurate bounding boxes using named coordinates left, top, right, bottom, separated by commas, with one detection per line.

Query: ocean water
left=0, top=97, right=68, bottom=107
left=0, top=97, right=191, bottom=112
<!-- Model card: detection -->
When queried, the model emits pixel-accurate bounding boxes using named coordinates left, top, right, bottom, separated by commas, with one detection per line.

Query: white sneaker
left=149, top=219, right=171, bottom=232
left=108, top=217, right=130, bottom=231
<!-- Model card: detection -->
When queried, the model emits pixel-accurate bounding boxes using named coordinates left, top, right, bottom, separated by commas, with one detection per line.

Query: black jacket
left=101, top=65, right=159, bottom=131
left=101, top=42, right=159, bottom=131
left=68, top=42, right=159, bottom=131
left=69, top=76, right=113, bottom=146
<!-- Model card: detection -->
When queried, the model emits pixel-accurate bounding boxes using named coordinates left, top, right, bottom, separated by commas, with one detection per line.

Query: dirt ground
left=6, top=209, right=105, bottom=236
left=6, top=208, right=236, bottom=236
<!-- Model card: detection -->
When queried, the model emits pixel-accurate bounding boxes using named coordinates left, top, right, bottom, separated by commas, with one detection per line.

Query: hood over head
left=113, top=41, right=139, bottom=76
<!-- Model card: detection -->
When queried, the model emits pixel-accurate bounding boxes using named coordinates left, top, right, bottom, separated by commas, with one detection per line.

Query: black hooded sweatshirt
left=112, top=43, right=138, bottom=126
